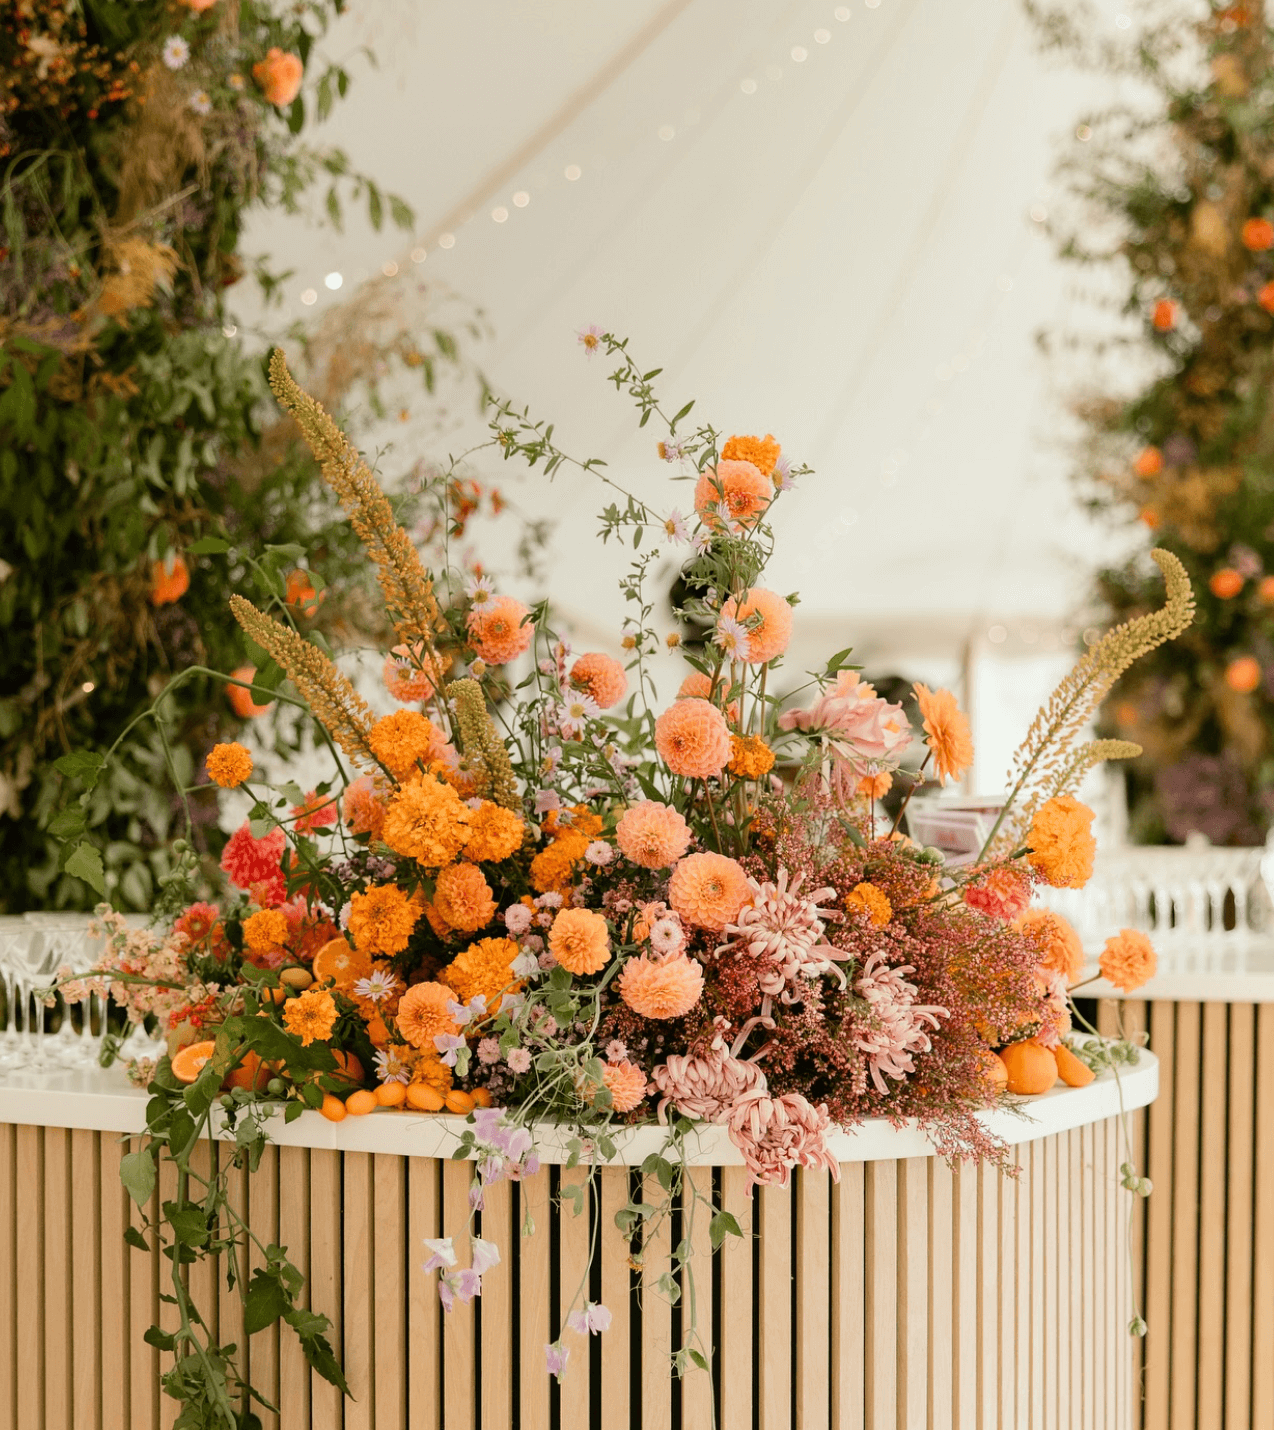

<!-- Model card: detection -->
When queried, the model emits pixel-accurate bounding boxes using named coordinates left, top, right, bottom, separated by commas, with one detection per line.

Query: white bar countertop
left=0, top=1055, right=1158, bottom=1166
left=1082, top=943, right=1274, bottom=1003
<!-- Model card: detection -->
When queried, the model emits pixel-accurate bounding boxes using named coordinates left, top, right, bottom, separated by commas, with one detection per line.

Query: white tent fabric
left=233, top=0, right=1141, bottom=788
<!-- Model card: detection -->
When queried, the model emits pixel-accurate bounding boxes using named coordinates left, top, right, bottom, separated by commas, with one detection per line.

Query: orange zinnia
left=913, top=684, right=973, bottom=785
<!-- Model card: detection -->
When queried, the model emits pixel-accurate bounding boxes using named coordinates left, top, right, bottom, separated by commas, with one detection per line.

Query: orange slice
left=172, top=1040, right=217, bottom=1084
left=1052, top=1043, right=1096, bottom=1088
left=310, top=938, right=371, bottom=989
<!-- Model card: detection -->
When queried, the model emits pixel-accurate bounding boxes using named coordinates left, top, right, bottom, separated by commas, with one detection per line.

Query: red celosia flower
left=219, top=821, right=287, bottom=905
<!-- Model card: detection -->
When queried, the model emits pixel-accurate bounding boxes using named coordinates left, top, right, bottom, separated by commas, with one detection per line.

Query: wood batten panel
left=249, top=1144, right=281, bottom=1429
left=69, top=1128, right=101, bottom=1430
left=440, top=1158, right=475, bottom=1430
left=952, top=1161, right=978, bottom=1430
left=976, top=1158, right=999, bottom=1430
left=680, top=1167, right=715, bottom=1429
left=43, top=1126, right=71, bottom=1430
left=897, top=1158, right=929, bottom=1429
left=371, top=1155, right=407, bottom=1430
left=342, top=1151, right=374, bottom=1430
left=1226, top=1002, right=1255, bottom=1430
left=0, top=1122, right=14, bottom=1430
left=308, top=1144, right=342, bottom=1430
left=128, top=1134, right=159, bottom=1430
left=639, top=1173, right=674, bottom=1430
left=1029, top=1141, right=1045, bottom=1430
left=1143, top=999, right=1176, bottom=1430
left=794, top=1168, right=829, bottom=1430
left=557, top=1165, right=593, bottom=1426
left=406, top=1156, right=441, bottom=1430
left=1170, top=1002, right=1201, bottom=1430
left=16, top=1125, right=43, bottom=1430
left=1042, top=1135, right=1058, bottom=1430
left=719, top=1166, right=754, bottom=1430
left=865, top=1159, right=897, bottom=1427
left=927, top=1157, right=953, bottom=1430
left=597, top=1169, right=632, bottom=1430
left=1196, top=1003, right=1228, bottom=1430
left=277, top=1146, right=311, bottom=1430
left=1253, top=1005, right=1274, bottom=1429
left=157, top=1155, right=180, bottom=1430
left=1001, top=1148, right=1020, bottom=1430
left=478, top=1174, right=512, bottom=1430
left=517, top=1169, right=551, bottom=1430
left=100, top=1132, right=130, bottom=1430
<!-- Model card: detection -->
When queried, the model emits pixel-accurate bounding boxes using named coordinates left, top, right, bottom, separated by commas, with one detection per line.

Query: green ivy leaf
left=120, top=1149, right=156, bottom=1207
left=709, top=1210, right=743, bottom=1249
left=64, top=841, right=105, bottom=894
left=244, top=1269, right=288, bottom=1335
left=123, top=1225, right=149, bottom=1252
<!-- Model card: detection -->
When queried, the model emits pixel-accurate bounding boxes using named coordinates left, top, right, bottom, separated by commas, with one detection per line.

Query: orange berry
left=319, top=1093, right=347, bottom=1122
left=405, top=1083, right=445, bottom=1112
left=171, top=1039, right=217, bottom=1084
left=444, top=1089, right=475, bottom=1115
left=1243, top=216, right=1274, bottom=250
left=1132, top=446, right=1163, bottom=478
left=999, top=1039, right=1058, bottom=1096
left=1226, top=656, right=1262, bottom=694
left=470, top=1087, right=493, bottom=1108
left=345, top=1089, right=377, bottom=1116
left=226, top=665, right=273, bottom=718
left=375, top=1082, right=407, bottom=1108
left=1052, top=1043, right=1096, bottom=1088
left=1210, top=568, right=1244, bottom=599
left=1138, top=506, right=1160, bottom=529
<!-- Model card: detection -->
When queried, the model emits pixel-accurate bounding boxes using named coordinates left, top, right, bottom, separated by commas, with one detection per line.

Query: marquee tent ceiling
left=234, top=0, right=1143, bottom=676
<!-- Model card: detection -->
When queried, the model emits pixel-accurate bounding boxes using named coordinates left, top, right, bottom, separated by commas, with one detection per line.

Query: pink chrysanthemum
left=668, top=852, right=751, bottom=931
left=655, top=698, right=731, bottom=779
left=726, top=1089, right=840, bottom=1190
left=719, top=588, right=793, bottom=665
left=962, top=866, right=1032, bottom=922
left=719, top=870, right=845, bottom=999
left=467, top=596, right=532, bottom=665
left=650, top=1053, right=765, bottom=1123
left=615, top=801, right=691, bottom=869
left=569, top=652, right=628, bottom=710
left=617, top=952, right=704, bottom=1020
left=851, top=951, right=946, bottom=1096
left=220, top=821, right=287, bottom=906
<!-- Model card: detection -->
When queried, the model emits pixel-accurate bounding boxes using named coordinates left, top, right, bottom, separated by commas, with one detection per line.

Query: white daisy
left=162, top=35, right=191, bottom=70
left=714, top=614, right=750, bottom=661
left=373, top=1047, right=411, bottom=1085
left=352, top=968, right=400, bottom=1004
left=556, top=691, right=599, bottom=738
left=662, top=508, right=689, bottom=544
left=189, top=89, right=212, bottom=115
left=465, top=573, right=496, bottom=611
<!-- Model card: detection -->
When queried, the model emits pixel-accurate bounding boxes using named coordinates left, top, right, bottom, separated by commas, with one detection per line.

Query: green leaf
left=143, top=1325, right=176, bottom=1352
left=709, top=1210, right=743, bottom=1249
left=54, top=750, right=105, bottom=787
left=120, top=1150, right=156, bottom=1208
left=47, top=806, right=86, bottom=841
left=64, top=842, right=105, bottom=895
left=123, top=1225, right=149, bottom=1252
left=244, top=1269, right=288, bottom=1335
left=284, top=1100, right=304, bottom=1124
left=187, top=536, right=230, bottom=555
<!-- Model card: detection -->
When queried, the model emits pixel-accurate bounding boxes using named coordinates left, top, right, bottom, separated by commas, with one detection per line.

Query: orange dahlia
left=668, top=852, right=750, bottom=931
left=617, top=952, right=704, bottom=1019
left=594, top=1059, right=648, bottom=1114
left=719, top=588, right=792, bottom=665
left=913, top=683, right=973, bottom=785
left=467, top=596, right=533, bottom=665
left=693, top=461, right=771, bottom=530
left=655, top=698, right=731, bottom=779
left=1026, top=797, right=1096, bottom=890
left=382, top=644, right=443, bottom=703
left=569, top=652, right=628, bottom=709
left=1014, top=908, right=1085, bottom=984
left=343, top=775, right=387, bottom=841
left=615, top=801, right=691, bottom=869
left=548, top=908, right=611, bottom=975
left=1099, top=929, right=1156, bottom=993
left=396, top=981, right=460, bottom=1051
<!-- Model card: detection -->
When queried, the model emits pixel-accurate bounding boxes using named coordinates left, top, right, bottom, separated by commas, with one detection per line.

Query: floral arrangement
left=55, top=338, right=1192, bottom=1421
left=1029, top=1, right=1274, bottom=844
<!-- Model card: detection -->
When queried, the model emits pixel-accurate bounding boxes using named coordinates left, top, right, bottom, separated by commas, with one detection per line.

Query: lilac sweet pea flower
left=471, top=1238, right=501, bottom=1275
left=566, top=1301, right=613, bottom=1336
left=438, top=1267, right=482, bottom=1312
left=434, top=1033, right=467, bottom=1067
left=422, top=1237, right=456, bottom=1273
left=545, top=1342, right=570, bottom=1378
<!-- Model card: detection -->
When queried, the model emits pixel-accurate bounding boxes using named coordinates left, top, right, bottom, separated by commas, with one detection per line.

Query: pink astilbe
left=851, top=951, right=947, bottom=1095
left=725, top=1088, right=840, bottom=1190
left=718, top=870, right=846, bottom=1001
left=650, top=1052, right=765, bottom=1124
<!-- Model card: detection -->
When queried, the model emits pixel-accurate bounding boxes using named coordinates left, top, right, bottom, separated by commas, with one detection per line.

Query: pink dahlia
left=719, top=588, right=793, bottom=665
left=220, top=821, right=287, bottom=906
left=719, top=870, right=845, bottom=999
left=668, top=852, right=750, bottom=931
left=726, top=1088, right=840, bottom=1190
left=851, top=951, right=946, bottom=1095
left=617, top=952, right=704, bottom=1020
left=778, top=671, right=910, bottom=800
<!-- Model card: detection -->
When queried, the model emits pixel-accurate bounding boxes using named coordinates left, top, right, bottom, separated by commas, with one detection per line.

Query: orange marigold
left=655, top=698, right=731, bottom=779
left=467, top=596, right=533, bottom=665
left=617, top=952, right=704, bottom=1019
left=433, top=863, right=497, bottom=934
left=444, top=937, right=522, bottom=1007
left=569, top=652, right=628, bottom=710
left=1026, top=797, right=1096, bottom=890
left=282, top=988, right=337, bottom=1047
left=347, top=884, right=422, bottom=957
left=396, top=981, right=460, bottom=1051
left=343, top=775, right=387, bottom=841
left=668, top=852, right=750, bottom=931
left=370, top=709, right=439, bottom=780
left=1099, top=929, right=1157, bottom=993
left=530, top=832, right=589, bottom=895
left=382, top=774, right=472, bottom=867
left=727, top=733, right=775, bottom=780
left=207, top=741, right=253, bottom=789
left=719, top=588, right=792, bottom=665
left=721, top=433, right=781, bottom=479
left=243, top=908, right=289, bottom=954
left=913, top=683, right=973, bottom=785
left=693, top=460, right=771, bottom=530
left=844, top=882, right=892, bottom=927
left=548, top=908, right=611, bottom=975
left=463, top=802, right=525, bottom=863
left=615, top=801, right=691, bottom=869
left=1210, top=568, right=1244, bottom=599
left=1014, top=908, right=1085, bottom=984
left=858, top=771, right=892, bottom=799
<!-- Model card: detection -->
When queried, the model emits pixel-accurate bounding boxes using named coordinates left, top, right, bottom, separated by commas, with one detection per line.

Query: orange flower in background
left=913, top=683, right=974, bottom=785
left=618, top=952, right=704, bottom=1019
left=720, top=588, right=793, bottom=664
left=396, top=981, right=459, bottom=1051
left=615, top=800, right=691, bottom=869
left=369, top=709, right=438, bottom=780
left=844, top=882, right=892, bottom=927
left=432, top=863, right=497, bottom=934
left=668, top=852, right=750, bottom=930
left=693, top=460, right=772, bottom=529
left=382, top=644, right=440, bottom=703
left=347, top=884, right=422, bottom=957
left=343, top=775, right=387, bottom=841
left=1014, top=908, right=1085, bottom=984
left=721, top=433, right=781, bottom=479
left=549, top=908, right=612, bottom=975
left=150, top=555, right=189, bottom=606
left=677, top=671, right=740, bottom=724
left=463, top=802, right=525, bottom=863
left=727, top=733, right=775, bottom=780
left=226, top=665, right=273, bottom=718
left=1132, top=446, right=1163, bottom=478
left=253, top=47, right=303, bottom=107
left=291, top=789, right=338, bottom=835
left=1226, top=656, right=1262, bottom=693
left=243, top=908, right=288, bottom=957
left=1026, top=796, right=1096, bottom=889
left=381, top=774, right=472, bottom=866
left=655, top=698, right=732, bottom=778
left=1242, top=216, right=1274, bottom=251
left=467, top=596, right=532, bottom=665
left=283, top=988, right=338, bottom=1046
left=183, top=0, right=219, bottom=10
left=1152, top=298, right=1178, bottom=331
left=206, top=742, right=252, bottom=789
left=1138, top=506, right=1161, bottom=530
left=285, top=568, right=321, bottom=613
left=1259, top=281, right=1274, bottom=315
left=1210, top=568, right=1244, bottom=599
left=858, top=771, right=892, bottom=799
left=569, top=652, right=628, bottom=709
left=1259, top=576, right=1274, bottom=603
left=1098, top=929, right=1157, bottom=993
left=443, top=937, right=521, bottom=1007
